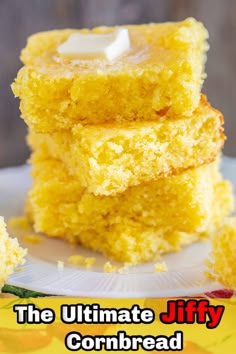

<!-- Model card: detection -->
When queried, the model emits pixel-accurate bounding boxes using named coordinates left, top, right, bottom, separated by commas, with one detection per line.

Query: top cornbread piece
left=12, top=18, right=208, bottom=132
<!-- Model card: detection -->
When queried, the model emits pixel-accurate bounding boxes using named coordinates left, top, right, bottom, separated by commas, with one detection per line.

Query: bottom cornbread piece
left=27, top=159, right=233, bottom=264
left=0, top=217, right=26, bottom=290
left=207, top=217, right=236, bottom=290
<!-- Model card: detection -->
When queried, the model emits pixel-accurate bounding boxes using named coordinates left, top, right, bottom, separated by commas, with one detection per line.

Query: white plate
left=1, top=156, right=235, bottom=298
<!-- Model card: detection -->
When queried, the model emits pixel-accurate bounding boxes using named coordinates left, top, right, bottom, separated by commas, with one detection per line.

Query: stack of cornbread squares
left=12, top=18, right=234, bottom=265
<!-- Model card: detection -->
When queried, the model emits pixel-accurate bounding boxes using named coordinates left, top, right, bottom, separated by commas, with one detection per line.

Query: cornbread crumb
left=68, top=255, right=96, bottom=269
left=207, top=217, right=236, bottom=290
left=104, top=262, right=117, bottom=273
left=117, top=267, right=126, bottom=274
left=84, top=257, right=96, bottom=269
left=154, top=261, right=168, bottom=273
left=23, top=234, right=42, bottom=244
left=68, top=255, right=84, bottom=266
left=8, top=216, right=31, bottom=231
left=16, top=267, right=24, bottom=273
left=118, top=263, right=131, bottom=274
left=57, top=260, right=64, bottom=270
left=0, top=216, right=27, bottom=291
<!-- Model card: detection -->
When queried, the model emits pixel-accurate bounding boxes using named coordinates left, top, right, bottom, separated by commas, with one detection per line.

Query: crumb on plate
left=68, top=254, right=96, bottom=269
left=154, top=261, right=168, bottom=273
left=84, top=257, right=96, bottom=269
left=8, top=216, right=31, bottom=231
left=68, top=255, right=84, bottom=265
left=104, top=262, right=117, bottom=273
left=23, top=234, right=42, bottom=244
left=57, top=260, right=64, bottom=270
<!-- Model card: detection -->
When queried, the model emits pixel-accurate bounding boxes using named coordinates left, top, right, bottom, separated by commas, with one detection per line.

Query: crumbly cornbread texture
left=12, top=18, right=208, bottom=132
left=207, top=217, right=236, bottom=290
left=28, top=96, right=224, bottom=195
left=0, top=216, right=26, bottom=290
left=26, top=159, right=233, bottom=264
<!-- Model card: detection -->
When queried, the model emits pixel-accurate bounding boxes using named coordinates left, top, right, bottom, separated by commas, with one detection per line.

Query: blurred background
left=0, top=0, right=235, bottom=167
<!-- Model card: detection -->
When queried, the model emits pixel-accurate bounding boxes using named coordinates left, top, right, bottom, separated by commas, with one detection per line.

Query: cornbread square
left=26, top=159, right=233, bottom=264
left=0, top=216, right=26, bottom=290
left=12, top=18, right=208, bottom=132
left=28, top=96, right=224, bottom=196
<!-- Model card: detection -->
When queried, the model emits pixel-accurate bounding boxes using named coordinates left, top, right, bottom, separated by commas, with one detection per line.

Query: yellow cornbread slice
left=0, top=216, right=26, bottom=290
left=26, top=159, right=233, bottom=264
left=12, top=18, right=208, bottom=132
left=28, top=96, right=224, bottom=196
left=207, top=217, right=236, bottom=290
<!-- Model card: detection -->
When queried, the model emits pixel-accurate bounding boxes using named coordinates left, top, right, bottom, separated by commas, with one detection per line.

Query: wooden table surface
left=0, top=0, right=235, bottom=167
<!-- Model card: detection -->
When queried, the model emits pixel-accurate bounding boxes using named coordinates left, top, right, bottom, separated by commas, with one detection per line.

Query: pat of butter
left=57, top=28, right=130, bottom=61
